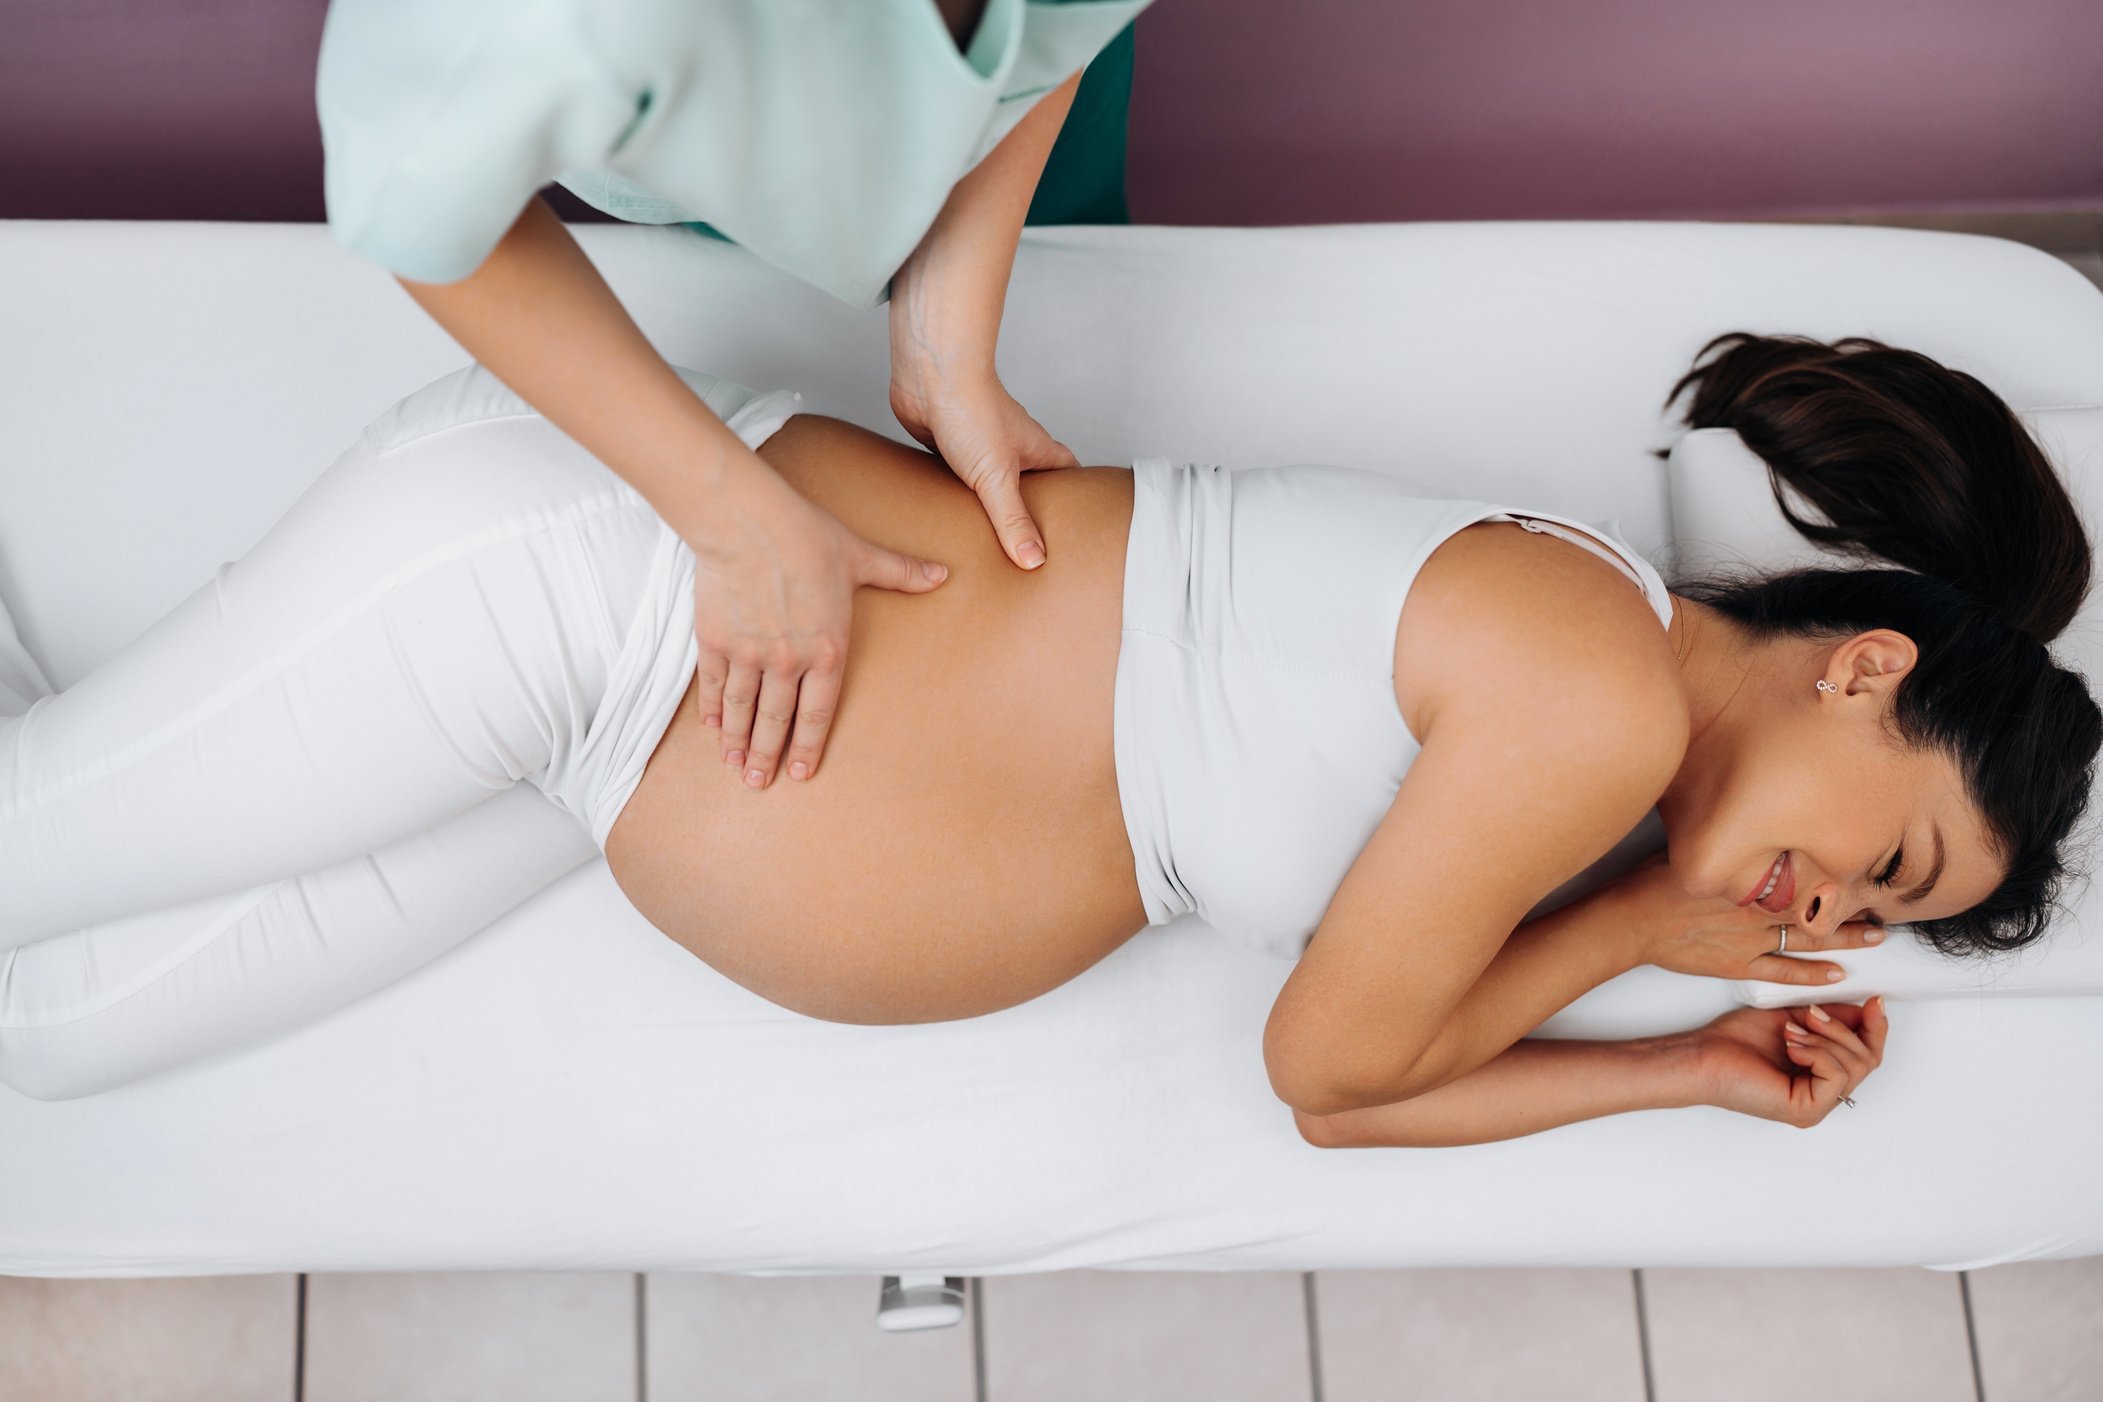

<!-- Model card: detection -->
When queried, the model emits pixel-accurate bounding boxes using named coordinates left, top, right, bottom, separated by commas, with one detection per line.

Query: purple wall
left=1127, top=0, right=2103, bottom=224
left=3, top=0, right=2100, bottom=225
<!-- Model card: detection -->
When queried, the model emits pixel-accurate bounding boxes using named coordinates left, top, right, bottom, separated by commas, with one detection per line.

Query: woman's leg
left=0, top=404, right=657, bottom=949
left=0, top=515, right=599, bottom=1099
left=0, top=516, right=602, bottom=1099
left=0, top=785, right=596, bottom=1100
left=0, top=364, right=796, bottom=1086
left=0, top=366, right=792, bottom=959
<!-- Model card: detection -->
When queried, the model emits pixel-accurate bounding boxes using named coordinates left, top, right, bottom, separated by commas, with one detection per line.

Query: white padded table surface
left=3, top=219, right=2101, bottom=1274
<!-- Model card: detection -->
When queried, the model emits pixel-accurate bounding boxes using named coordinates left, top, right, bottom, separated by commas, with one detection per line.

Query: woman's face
left=1659, top=626, right=2004, bottom=937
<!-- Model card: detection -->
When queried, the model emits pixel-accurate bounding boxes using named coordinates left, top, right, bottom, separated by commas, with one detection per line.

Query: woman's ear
left=1824, top=629, right=1919, bottom=699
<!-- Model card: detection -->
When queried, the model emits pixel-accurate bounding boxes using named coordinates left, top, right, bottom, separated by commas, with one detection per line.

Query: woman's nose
left=1799, top=881, right=1847, bottom=937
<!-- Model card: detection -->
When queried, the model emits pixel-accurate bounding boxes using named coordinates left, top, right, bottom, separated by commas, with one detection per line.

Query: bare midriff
left=603, top=415, right=1149, bottom=1024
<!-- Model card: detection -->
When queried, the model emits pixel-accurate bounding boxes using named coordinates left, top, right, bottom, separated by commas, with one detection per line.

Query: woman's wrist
left=1628, top=1030, right=1713, bottom=1110
left=1576, top=880, right=1660, bottom=972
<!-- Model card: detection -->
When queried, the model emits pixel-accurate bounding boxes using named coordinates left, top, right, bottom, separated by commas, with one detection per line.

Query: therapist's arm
left=397, top=195, right=760, bottom=532
left=396, top=194, right=952, bottom=791
left=889, top=69, right=1086, bottom=572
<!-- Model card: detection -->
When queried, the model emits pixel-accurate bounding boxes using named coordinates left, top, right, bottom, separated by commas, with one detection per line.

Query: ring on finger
left=1776, top=923, right=1790, bottom=954
left=1840, top=1095, right=1857, bottom=1108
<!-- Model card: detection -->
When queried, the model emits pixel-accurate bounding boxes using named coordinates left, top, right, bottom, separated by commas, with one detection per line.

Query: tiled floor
left=5, top=215, right=2101, bottom=1400
left=4, top=1259, right=2102, bottom=1400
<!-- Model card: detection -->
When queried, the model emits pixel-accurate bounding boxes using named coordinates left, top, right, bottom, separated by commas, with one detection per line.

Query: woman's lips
left=1740, top=851, right=1796, bottom=913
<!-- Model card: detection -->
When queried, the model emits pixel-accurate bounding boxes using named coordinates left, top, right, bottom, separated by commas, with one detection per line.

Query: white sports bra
left=1112, top=460, right=1677, bottom=958
left=1487, top=513, right=1659, bottom=596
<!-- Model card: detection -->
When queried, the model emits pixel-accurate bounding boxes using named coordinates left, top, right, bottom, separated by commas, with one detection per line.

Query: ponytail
left=1667, top=332, right=2090, bottom=641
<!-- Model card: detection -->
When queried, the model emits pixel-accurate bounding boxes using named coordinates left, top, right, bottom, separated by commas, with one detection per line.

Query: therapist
left=315, top=0, right=1150, bottom=790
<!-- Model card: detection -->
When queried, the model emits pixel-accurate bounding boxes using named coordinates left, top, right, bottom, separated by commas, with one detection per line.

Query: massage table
left=2, top=217, right=2100, bottom=1277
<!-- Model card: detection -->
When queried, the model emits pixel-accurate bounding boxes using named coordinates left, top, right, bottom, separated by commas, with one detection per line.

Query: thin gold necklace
left=1671, top=600, right=1691, bottom=664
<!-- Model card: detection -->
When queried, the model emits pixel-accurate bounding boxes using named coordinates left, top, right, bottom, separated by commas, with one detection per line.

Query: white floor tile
left=1315, top=1268, right=1646, bottom=1402
left=644, top=1273, right=975, bottom=1402
left=1641, top=1267, right=1975, bottom=1402
left=302, top=1272, right=634, bottom=1402
left=0, top=1274, right=297, bottom=1402
left=981, top=1270, right=1311, bottom=1402
left=1966, top=1256, right=2103, bottom=1402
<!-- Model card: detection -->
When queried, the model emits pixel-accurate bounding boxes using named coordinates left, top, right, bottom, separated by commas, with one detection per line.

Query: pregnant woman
left=3, top=334, right=2095, bottom=1148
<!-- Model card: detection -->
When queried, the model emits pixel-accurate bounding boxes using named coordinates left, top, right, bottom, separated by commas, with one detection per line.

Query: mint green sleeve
left=315, top=0, right=649, bottom=284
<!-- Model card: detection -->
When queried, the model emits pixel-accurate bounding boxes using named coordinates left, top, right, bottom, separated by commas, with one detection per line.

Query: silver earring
left=1816, top=679, right=1840, bottom=694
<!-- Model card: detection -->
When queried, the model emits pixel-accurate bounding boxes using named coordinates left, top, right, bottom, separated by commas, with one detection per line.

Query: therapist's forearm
left=1297, top=1034, right=1704, bottom=1148
left=394, top=193, right=765, bottom=541
left=890, top=69, right=1084, bottom=372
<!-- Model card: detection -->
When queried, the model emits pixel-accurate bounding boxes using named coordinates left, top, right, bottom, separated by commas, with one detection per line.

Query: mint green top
left=316, top=0, right=1150, bottom=308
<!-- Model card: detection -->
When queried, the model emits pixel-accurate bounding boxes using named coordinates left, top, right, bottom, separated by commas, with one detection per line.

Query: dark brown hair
left=1667, top=333, right=2100, bottom=955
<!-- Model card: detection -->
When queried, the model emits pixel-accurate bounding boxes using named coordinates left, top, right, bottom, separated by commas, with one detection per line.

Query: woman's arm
left=1295, top=1034, right=1702, bottom=1148
left=889, top=70, right=1086, bottom=571
left=1264, top=531, right=1690, bottom=1116
left=1296, top=1000, right=1887, bottom=1148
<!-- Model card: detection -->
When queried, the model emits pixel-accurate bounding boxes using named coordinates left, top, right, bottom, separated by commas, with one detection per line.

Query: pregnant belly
left=602, top=416, right=1149, bottom=1023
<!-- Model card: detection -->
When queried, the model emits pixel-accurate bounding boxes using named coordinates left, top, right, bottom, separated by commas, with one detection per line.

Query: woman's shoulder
left=1394, top=516, right=1690, bottom=774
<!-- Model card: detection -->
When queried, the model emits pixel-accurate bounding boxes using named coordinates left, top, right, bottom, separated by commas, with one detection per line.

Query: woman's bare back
left=603, top=415, right=1149, bottom=1023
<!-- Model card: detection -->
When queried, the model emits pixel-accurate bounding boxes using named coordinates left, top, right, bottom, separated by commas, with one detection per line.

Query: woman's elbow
left=1266, top=1053, right=1420, bottom=1118
left=1264, top=1009, right=1432, bottom=1115
left=1293, top=1108, right=1354, bottom=1149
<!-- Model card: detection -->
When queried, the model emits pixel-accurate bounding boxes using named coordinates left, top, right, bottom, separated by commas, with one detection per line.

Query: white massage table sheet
left=2, top=219, right=2100, bottom=1273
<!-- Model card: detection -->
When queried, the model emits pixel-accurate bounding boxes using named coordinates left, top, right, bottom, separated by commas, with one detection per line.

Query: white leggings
left=0, top=366, right=798, bottom=1099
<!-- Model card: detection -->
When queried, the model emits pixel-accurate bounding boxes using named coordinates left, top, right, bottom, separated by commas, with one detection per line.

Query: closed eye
left=1856, top=845, right=1906, bottom=927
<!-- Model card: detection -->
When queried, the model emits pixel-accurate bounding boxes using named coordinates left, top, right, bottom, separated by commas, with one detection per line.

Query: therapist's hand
left=889, top=359, right=1079, bottom=571
left=688, top=440, right=950, bottom=789
left=885, top=66, right=1088, bottom=573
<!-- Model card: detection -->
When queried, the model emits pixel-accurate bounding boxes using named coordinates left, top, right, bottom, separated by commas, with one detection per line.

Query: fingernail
left=789, top=761, right=809, bottom=780
left=1826, top=968, right=1845, bottom=983
left=923, top=561, right=947, bottom=582
left=1864, top=926, right=1886, bottom=944
left=1783, top=1021, right=1807, bottom=1038
left=1807, top=1003, right=1832, bottom=1023
left=1019, top=541, right=1046, bottom=569
left=725, top=749, right=744, bottom=767
left=703, top=714, right=721, bottom=727
left=745, top=768, right=766, bottom=788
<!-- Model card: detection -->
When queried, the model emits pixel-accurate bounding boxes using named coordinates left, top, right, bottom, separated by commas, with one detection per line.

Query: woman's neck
left=1657, top=596, right=1761, bottom=819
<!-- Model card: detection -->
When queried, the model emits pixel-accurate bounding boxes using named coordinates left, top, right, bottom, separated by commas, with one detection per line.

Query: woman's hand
left=688, top=439, right=950, bottom=789
left=889, top=342, right=1080, bottom=573
left=1600, top=855, right=1886, bottom=987
left=1693, top=999, right=1889, bottom=1127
